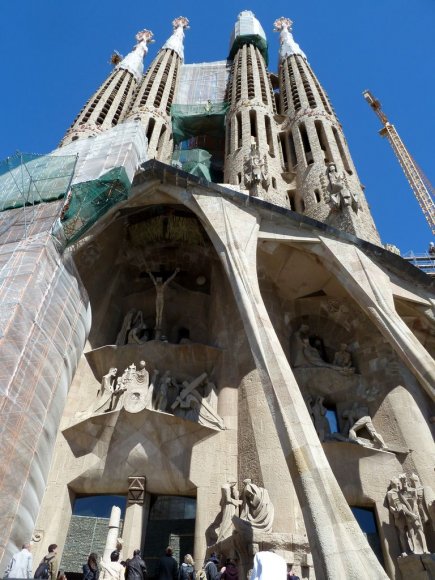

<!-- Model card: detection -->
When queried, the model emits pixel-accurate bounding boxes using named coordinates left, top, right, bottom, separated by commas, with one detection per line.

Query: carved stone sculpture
left=387, top=478, right=408, bottom=556
left=342, top=403, right=386, bottom=449
left=320, top=162, right=358, bottom=211
left=171, top=373, right=225, bottom=430
left=310, top=396, right=331, bottom=442
left=116, top=309, right=136, bottom=345
left=333, top=343, right=353, bottom=369
left=387, top=474, right=430, bottom=555
left=123, top=360, right=150, bottom=413
left=291, top=325, right=354, bottom=375
left=243, top=141, right=269, bottom=197
left=239, top=479, right=274, bottom=533
left=155, top=370, right=173, bottom=412
left=127, top=311, right=149, bottom=344
left=216, top=482, right=242, bottom=542
left=147, top=268, right=180, bottom=337
left=93, top=367, right=119, bottom=413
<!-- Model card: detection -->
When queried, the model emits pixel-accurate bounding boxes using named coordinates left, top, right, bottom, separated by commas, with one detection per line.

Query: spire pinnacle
left=117, top=29, right=154, bottom=82
left=162, top=16, right=190, bottom=61
left=274, top=17, right=307, bottom=61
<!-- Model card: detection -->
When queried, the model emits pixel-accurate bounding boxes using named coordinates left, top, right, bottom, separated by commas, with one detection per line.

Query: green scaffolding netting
left=229, top=35, right=269, bottom=65
left=171, top=102, right=229, bottom=145
left=172, top=149, right=213, bottom=181
left=58, top=167, right=131, bottom=245
left=0, top=152, right=78, bottom=212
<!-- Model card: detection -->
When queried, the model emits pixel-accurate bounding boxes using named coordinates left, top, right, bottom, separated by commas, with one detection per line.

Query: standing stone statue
left=323, top=162, right=358, bottom=211
left=310, top=396, right=331, bottom=442
left=116, top=309, right=136, bottom=345
left=387, top=474, right=430, bottom=555
left=147, top=268, right=180, bottom=337
left=93, top=367, right=118, bottom=413
left=243, top=141, right=269, bottom=197
left=387, top=478, right=408, bottom=556
left=216, top=482, right=242, bottom=542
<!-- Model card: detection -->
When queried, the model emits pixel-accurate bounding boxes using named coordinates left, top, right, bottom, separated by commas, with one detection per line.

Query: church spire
left=126, top=17, right=189, bottom=163
left=116, top=29, right=154, bottom=82
left=276, top=17, right=381, bottom=244
left=60, top=29, right=153, bottom=147
left=162, top=16, right=189, bottom=61
left=274, top=17, right=307, bottom=61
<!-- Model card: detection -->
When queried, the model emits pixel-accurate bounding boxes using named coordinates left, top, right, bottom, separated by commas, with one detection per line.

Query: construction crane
left=363, top=90, right=435, bottom=235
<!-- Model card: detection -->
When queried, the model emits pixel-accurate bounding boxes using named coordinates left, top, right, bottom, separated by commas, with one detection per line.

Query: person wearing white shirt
left=4, top=544, right=33, bottom=579
left=250, top=551, right=286, bottom=580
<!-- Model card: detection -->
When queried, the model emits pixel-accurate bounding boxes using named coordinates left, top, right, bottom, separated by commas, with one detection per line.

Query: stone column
left=103, top=506, right=122, bottom=562
left=122, top=476, right=150, bottom=559
left=193, top=486, right=209, bottom=570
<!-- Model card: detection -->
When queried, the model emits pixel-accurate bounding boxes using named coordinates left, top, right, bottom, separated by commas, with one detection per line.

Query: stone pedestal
left=122, top=476, right=149, bottom=559
left=397, top=553, right=435, bottom=580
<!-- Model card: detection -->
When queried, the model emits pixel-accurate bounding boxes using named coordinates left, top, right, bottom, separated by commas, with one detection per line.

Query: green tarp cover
left=60, top=167, right=130, bottom=245
left=228, top=34, right=269, bottom=65
left=0, top=152, right=77, bottom=212
left=172, top=149, right=212, bottom=181
left=171, top=102, right=229, bottom=145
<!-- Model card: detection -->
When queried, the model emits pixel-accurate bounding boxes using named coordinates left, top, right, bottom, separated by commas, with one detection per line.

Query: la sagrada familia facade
left=0, top=10, right=434, bottom=580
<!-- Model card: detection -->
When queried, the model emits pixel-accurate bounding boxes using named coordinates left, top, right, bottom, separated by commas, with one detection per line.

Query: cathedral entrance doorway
left=143, top=495, right=196, bottom=578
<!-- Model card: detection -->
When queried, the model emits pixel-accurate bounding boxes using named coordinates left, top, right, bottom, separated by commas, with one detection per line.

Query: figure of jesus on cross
left=147, top=267, right=180, bottom=338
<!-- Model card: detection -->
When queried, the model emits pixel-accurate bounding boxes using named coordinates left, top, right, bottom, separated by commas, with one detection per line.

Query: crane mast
left=363, top=90, right=435, bottom=235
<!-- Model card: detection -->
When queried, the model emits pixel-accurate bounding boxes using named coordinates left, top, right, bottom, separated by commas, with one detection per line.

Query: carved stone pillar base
left=122, top=476, right=149, bottom=559
left=397, top=553, right=435, bottom=580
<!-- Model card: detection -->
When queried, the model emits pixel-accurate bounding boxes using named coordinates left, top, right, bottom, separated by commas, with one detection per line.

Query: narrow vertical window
left=265, top=116, right=274, bottom=156
left=332, top=127, right=353, bottom=174
left=298, top=122, right=313, bottom=165
left=249, top=110, right=258, bottom=145
left=279, top=132, right=288, bottom=170
left=237, top=112, right=242, bottom=148
left=288, top=131, right=297, bottom=169
left=146, top=118, right=156, bottom=146
left=314, top=120, right=333, bottom=163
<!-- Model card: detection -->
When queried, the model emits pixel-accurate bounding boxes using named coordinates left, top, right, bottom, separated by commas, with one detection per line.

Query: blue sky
left=1, top=0, right=434, bottom=253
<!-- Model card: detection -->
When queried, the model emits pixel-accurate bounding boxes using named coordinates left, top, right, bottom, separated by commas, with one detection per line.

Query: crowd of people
left=3, top=544, right=300, bottom=580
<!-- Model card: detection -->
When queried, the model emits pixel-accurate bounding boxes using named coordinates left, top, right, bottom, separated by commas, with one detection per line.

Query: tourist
left=156, top=546, right=178, bottom=580
left=4, top=544, right=33, bottom=579
left=125, top=550, right=147, bottom=580
left=220, top=558, right=238, bottom=579
left=286, top=564, right=300, bottom=580
left=250, top=551, right=287, bottom=579
left=202, top=554, right=220, bottom=580
left=35, top=544, right=59, bottom=580
left=57, top=569, right=67, bottom=580
left=178, top=554, right=195, bottom=579
left=100, top=551, right=124, bottom=580
left=83, top=553, right=99, bottom=580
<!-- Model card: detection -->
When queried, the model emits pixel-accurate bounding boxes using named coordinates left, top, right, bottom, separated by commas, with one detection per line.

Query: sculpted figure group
left=292, top=324, right=355, bottom=375
left=305, top=397, right=387, bottom=450
left=216, top=479, right=274, bottom=543
left=387, top=473, right=434, bottom=556
left=89, top=361, right=224, bottom=430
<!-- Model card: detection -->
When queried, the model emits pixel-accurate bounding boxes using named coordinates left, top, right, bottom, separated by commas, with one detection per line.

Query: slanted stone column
left=190, top=193, right=388, bottom=579
left=122, top=476, right=150, bottom=559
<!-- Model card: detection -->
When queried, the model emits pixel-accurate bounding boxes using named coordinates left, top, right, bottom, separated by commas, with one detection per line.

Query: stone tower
left=60, top=29, right=154, bottom=147
left=224, top=11, right=288, bottom=207
left=126, top=17, right=189, bottom=163
left=274, top=17, right=380, bottom=243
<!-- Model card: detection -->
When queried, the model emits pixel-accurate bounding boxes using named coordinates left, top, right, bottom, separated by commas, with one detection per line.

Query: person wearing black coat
left=125, top=550, right=147, bottom=580
left=156, top=547, right=178, bottom=580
